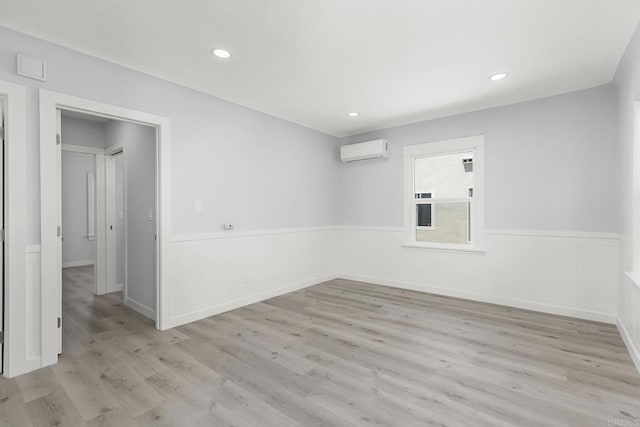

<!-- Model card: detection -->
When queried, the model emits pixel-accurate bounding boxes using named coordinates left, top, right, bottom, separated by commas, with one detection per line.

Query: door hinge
left=0, top=229, right=5, bottom=242
left=57, top=317, right=61, bottom=328
left=0, top=126, right=5, bottom=140
left=56, top=133, right=61, bottom=145
left=0, top=331, right=4, bottom=344
left=57, top=225, right=61, bottom=237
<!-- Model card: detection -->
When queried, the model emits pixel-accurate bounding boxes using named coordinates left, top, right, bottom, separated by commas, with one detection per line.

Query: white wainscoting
left=619, top=238, right=640, bottom=372
left=15, top=227, right=626, bottom=376
left=166, top=228, right=337, bottom=328
left=332, top=227, right=620, bottom=324
left=24, top=246, right=42, bottom=374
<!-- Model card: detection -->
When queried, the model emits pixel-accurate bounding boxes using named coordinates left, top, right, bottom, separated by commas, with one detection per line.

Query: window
left=403, top=135, right=485, bottom=252
left=415, top=192, right=434, bottom=229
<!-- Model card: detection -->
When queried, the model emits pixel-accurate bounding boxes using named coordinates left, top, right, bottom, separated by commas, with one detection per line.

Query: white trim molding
left=172, top=226, right=337, bottom=242
left=0, top=80, right=28, bottom=378
left=486, top=229, right=620, bottom=240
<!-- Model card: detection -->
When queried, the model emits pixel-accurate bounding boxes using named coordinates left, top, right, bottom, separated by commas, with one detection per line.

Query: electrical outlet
left=193, top=200, right=203, bottom=213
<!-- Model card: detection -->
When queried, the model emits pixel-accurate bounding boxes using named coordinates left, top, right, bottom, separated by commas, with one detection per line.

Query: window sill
left=401, top=243, right=487, bottom=254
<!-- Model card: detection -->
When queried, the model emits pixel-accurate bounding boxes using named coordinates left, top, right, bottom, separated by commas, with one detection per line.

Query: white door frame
left=0, top=80, right=27, bottom=378
left=39, top=89, right=171, bottom=368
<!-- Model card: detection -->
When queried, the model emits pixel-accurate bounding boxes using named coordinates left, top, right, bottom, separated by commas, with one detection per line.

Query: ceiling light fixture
left=489, top=72, right=508, bottom=81
left=212, top=48, right=231, bottom=59
left=347, top=112, right=359, bottom=117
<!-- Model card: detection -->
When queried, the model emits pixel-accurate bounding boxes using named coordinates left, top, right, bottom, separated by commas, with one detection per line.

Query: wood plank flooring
left=1, top=265, right=639, bottom=426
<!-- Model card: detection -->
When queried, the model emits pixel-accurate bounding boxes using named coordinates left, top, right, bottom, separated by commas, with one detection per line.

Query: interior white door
left=0, top=100, right=5, bottom=373
left=56, top=109, right=62, bottom=355
left=105, top=155, right=116, bottom=291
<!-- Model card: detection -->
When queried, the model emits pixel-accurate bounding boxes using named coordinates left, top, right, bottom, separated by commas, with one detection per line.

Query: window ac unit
left=340, top=139, right=389, bottom=162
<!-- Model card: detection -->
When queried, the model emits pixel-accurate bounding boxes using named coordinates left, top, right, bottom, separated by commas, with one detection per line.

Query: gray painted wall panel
left=105, top=121, right=156, bottom=311
left=61, top=116, right=106, bottom=149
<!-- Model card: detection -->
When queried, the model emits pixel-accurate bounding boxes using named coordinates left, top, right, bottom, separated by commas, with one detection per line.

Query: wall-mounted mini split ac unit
left=340, top=139, right=389, bottom=162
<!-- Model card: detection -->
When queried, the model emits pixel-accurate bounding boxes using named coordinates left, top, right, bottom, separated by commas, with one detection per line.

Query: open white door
left=0, top=100, right=5, bottom=373
left=105, top=155, right=116, bottom=291
left=56, top=109, right=62, bottom=355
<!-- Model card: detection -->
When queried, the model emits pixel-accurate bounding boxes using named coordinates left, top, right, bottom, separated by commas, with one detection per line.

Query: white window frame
left=403, top=135, right=485, bottom=253
left=415, top=191, right=435, bottom=230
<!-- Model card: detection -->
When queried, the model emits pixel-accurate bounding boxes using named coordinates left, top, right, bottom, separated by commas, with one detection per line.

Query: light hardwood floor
left=1, top=265, right=639, bottom=426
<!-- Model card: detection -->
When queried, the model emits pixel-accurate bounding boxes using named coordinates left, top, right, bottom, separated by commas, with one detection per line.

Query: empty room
left=1, top=0, right=640, bottom=426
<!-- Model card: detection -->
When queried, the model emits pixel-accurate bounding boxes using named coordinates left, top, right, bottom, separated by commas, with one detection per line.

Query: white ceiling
left=2, top=1, right=639, bottom=137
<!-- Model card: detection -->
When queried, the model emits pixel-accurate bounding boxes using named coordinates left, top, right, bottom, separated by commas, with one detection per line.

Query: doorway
left=39, top=90, right=170, bottom=367
left=59, top=109, right=158, bottom=354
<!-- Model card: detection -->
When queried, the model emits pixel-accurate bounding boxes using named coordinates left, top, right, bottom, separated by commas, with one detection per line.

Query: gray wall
left=61, top=151, right=95, bottom=264
left=613, top=24, right=640, bottom=240
left=338, top=84, right=619, bottom=233
left=0, top=26, right=341, bottom=245
left=105, top=121, right=156, bottom=312
left=61, top=116, right=106, bottom=149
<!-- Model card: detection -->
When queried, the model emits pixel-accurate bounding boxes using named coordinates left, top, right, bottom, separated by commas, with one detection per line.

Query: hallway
left=61, top=266, right=153, bottom=354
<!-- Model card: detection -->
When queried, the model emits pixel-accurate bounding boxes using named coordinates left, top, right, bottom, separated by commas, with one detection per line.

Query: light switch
left=148, top=209, right=153, bottom=221
left=193, top=200, right=203, bottom=213
left=118, top=210, right=124, bottom=221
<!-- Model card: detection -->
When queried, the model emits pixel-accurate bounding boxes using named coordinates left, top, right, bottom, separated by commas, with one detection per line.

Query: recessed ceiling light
left=347, top=112, right=359, bottom=117
left=489, top=72, right=508, bottom=81
left=212, top=48, right=231, bottom=59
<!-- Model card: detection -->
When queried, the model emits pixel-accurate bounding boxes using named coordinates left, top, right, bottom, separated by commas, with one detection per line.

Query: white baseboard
left=169, top=273, right=337, bottom=329
left=336, top=273, right=617, bottom=324
left=62, top=260, right=94, bottom=268
left=125, top=297, right=155, bottom=320
left=617, top=316, right=640, bottom=375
